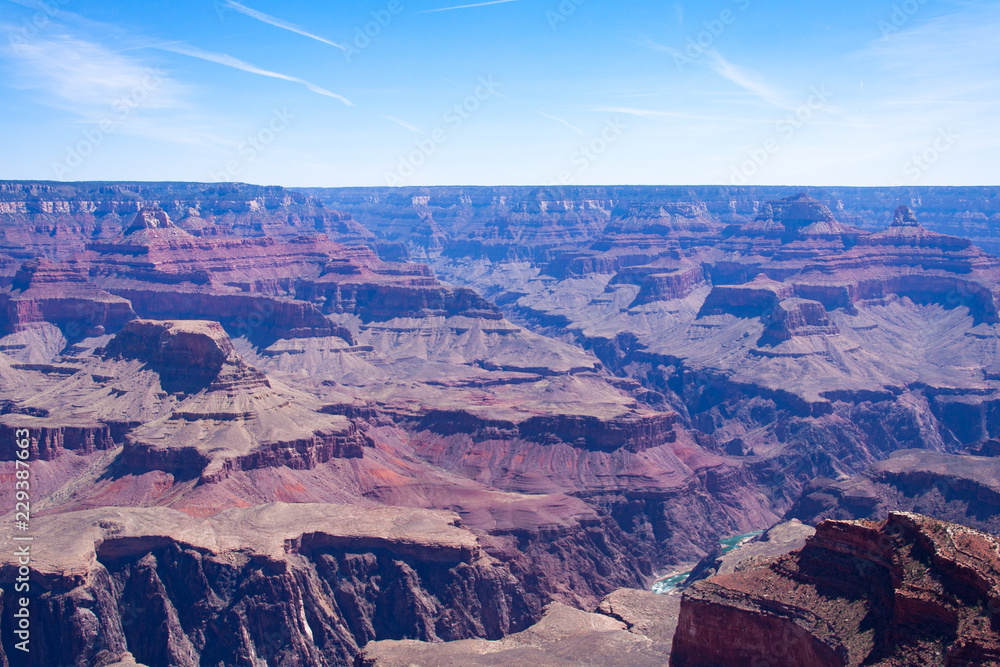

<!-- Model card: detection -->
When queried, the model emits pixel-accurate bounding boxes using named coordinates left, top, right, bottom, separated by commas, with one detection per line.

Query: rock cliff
left=1, top=182, right=999, bottom=664
left=670, top=513, right=1000, bottom=666
left=0, top=504, right=535, bottom=666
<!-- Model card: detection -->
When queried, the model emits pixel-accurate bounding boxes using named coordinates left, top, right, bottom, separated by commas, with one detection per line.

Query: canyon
left=0, top=181, right=998, bottom=665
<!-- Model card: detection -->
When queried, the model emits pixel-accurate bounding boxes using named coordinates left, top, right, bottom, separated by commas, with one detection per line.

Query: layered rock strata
left=670, top=513, right=1000, bottom=666
left=0, top=504, right=534, bottom=667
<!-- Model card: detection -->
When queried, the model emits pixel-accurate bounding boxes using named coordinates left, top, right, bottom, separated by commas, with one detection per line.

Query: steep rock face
left=704, top=200, right=1000, bottom=323
left=403, top=190, right=1000, bottom=538
left=606, top=200, right=722, bottom=240
left=627, top=265, right=706, bottom=306
left=722, top=194, right=864, bottom=251
left=120, top=421, right=369, bottom=482
left=0, top=181, right=373, bottom=262
left=0, top=504, right=536, bottom=667
left=670, top=513, right=1000, bottom=667
left=410, top=426, right=775, bottom=565
left=6, top=182, right=1000, bottom=664
left=0, top=416, right=116, bottom=460
left=698, top=276, right=793, bottom=318
left=78, top=208, right=501, bottom=338
left=788, top=449, right=1000, bottom=535
left=305, top=184, right=1000, bottom=253
left=304, top=281, right=502, bottom=322
left=678, top=519, right=816, bottom=592
left=103, top=319, right=265, bottom=394
left=0, top=258, right=135, bottom=337
left=409, top=409, right=677, bottom=452
left=761, top=298, right=840, bottom=342
left=100, top=320, right=371, bottom=479
left=6, top=182, right=1000, bottom=258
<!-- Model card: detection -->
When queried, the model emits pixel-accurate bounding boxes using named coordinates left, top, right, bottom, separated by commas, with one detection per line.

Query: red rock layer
left=626, top=265, right=706, bottom=305
left=122, top=425, right=369, bottom=481
left=103, top=319, right=269, bottom=394
left=0, top=258, right=135, bottom=336
left=671, top=513, right=1000, bottom=666
left=0, top=420, right=116, bottom=460
left=77, top=207, right=503, bottom=329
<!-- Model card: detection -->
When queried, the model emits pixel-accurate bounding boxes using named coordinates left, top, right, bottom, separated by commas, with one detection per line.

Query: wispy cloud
left=536, top=111, right=583, bottom=134
left=703, top=50, right=791, bottom=110
left=637, top=36, right=685, bottom=59
left=218, top=0, right=347, bottom=52
left=859, top=3, right=1000, bottom=90
left=5, top=34, right=184, bottom=111
left=421, top=0, right=517, bottom=13
left=158, top=43, right=354, bottom=105
left=0, top=32, right=234, bottom=149
left=595, top=106, right=772, bottom=124
left=380, top=114, right=424, bottom=133
left=638, top=37, right=792, bottom=110
left=2, top=1, right=354, bottom=106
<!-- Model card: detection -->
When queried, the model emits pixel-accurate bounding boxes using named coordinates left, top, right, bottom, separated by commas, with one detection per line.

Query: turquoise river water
left=650, top=529, right=765, bottom=595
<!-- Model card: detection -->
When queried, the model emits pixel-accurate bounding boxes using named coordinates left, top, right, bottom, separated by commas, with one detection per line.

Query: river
left=651, top=529, right=765, bottom=595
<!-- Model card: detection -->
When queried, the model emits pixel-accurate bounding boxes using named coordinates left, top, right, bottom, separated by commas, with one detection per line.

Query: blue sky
left=0, top=0, right=997, bottom=186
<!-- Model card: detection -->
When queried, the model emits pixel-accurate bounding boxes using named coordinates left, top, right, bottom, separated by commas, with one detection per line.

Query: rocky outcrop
left=412, top=410, right=678, bottom=453
left=397, top=190, right=1000, bottom=553
left=929, top=392, right=1000, bottom=444
left=0, top=182, right=371, bottom=261
left=760, top=298, right=840, bottom=342
left=670, top=513, right=1000, bottom=666
left=0, top=416, right=117, bottom=460
left=76, top=208, right=502, bottom=336
left=516, top=413, right=677, bottom=452
left=0, top=504, right=536, bottom=667
left=6, top=182, right=1000, bottom=666
left=122, top=425, right=369, bottom=481
left=101, top=320, right=372, bottom=478
left=606, top=200, right=722, bottom=240
left=544, top=249, right=676, bottom=279
left=679, top=519, right=815, bottom=591
left=627, top=265, right=706, bottom=306
left=103, top=319, right=268, bottom=394
left=360, top=593, right=677, bottom=667
left=304, top=281, right=503, bottom=322
left=788, top=449, right=1000, bottom=535
left=698, top=276, right=793, bottom=318
left=0, top=258, right=135, bottom=337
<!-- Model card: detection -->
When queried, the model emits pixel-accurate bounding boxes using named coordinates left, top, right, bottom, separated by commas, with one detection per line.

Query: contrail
left=380, top=115, right=424, bottom=134
left=537, top=111, right=584, bottom=135
left=421, top=0, right=517, bottom=13
left=220, top=0, right=348, bottom=52
left=160, top=43, right=354, bottom=106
